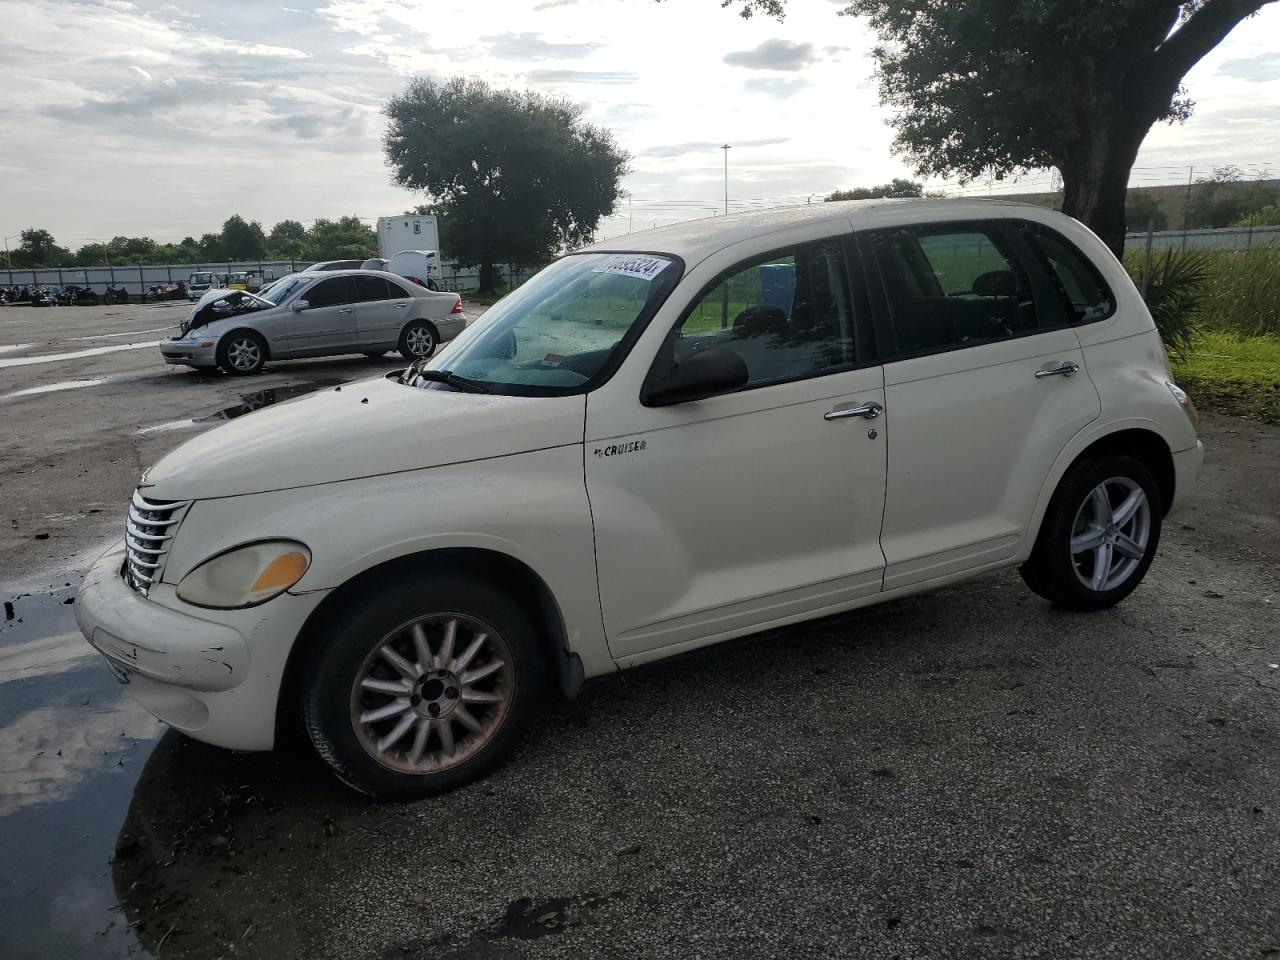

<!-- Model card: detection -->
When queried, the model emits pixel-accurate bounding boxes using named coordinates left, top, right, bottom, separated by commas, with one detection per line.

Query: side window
left=354, top=274, right=390, bottom=302
left=868, top=224, right=1038, bottom=356
left=1022, top=225, right=1114, bottom=323
left=385, top=279, right=412, bottom=299
left=673, top=240, right=856, bottom=388
left=305, top=276, right=357, bottom=308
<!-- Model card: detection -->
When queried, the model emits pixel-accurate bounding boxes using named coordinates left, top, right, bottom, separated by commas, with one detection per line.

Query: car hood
left=142, top=376, right=587, bottom=500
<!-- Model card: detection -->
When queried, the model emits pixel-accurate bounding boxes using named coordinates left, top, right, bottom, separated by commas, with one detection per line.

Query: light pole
left=2, top=234, right=18, bottom=271
left=721, top=144, right=731, bottom=216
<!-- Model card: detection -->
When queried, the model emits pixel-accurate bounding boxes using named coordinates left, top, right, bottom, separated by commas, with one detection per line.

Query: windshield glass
left=423, top=253, right=679, bottom=394
left=190, top=272, right=212, bottom=283
left=259, top=274, right=309, bottom=305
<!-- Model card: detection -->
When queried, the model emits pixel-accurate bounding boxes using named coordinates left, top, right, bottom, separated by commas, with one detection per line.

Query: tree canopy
left=826, top=179, right=925, bottom=201
left=717, top=0, right=1275, bottom=254
left=2, top=216, right=377, bottom=269
left=383, top=76, right=628, bottom=291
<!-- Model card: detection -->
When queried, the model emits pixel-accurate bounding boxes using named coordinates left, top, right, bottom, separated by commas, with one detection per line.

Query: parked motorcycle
left=29, top=285, right=54, bottom=307
left=105, top=284, right=130, bottom=304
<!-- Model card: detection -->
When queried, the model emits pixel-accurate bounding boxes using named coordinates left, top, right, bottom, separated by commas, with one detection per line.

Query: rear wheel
left=399, top=321, right=437, bottom=361
left=1021, top=455, right=1162, bottom=611
left=302, top=574, right=544, bottom=799
left=217, top=331, right=267, bottom=375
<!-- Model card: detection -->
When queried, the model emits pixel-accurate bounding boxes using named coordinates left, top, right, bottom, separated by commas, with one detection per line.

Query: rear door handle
left=825, top=401, right=883, bottom=421
left=1035, top=361, right=1079, bottom=379
left=338, top=307, right=355, bottom=315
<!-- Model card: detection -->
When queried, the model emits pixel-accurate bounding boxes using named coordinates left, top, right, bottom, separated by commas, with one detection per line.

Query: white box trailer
left=378, top=215, right=440, bottom=261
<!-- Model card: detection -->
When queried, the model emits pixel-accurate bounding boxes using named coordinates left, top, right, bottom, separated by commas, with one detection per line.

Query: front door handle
left=825, top=401, right=883, bottom=421
left=1035, top=361, right=1079, bottom=379
left=338, top=307, right=355, bottom=315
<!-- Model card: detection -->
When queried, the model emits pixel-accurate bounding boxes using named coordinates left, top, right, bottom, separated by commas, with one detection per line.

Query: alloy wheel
left=1069, top=476, right=1152, bottom=592
left=406, top=326, right=435, bottom=358
left=349, top=614, right=513, bottom=774
left=227, top=337, right=261, bottom=371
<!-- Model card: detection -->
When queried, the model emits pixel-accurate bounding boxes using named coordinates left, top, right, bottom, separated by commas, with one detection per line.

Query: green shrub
left=1125, top=249, right=1211, bottom=358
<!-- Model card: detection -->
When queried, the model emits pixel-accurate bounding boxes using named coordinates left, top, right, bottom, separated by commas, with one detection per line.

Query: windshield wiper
left=408, top=366, right=491, bottom=394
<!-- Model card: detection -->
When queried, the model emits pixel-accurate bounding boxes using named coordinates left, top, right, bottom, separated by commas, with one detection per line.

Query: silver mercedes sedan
left=159, top=269, right=468, bottom=375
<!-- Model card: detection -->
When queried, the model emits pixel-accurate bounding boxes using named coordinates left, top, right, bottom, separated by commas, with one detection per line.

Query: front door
left=859, top=220, right=1102, bottom=591
left=289, top=275, right=361, bottom=356
left=586, top=239, right=888, bottom=661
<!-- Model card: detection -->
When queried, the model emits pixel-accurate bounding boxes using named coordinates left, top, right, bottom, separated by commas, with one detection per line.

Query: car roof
left=297, top=268, right=425, bottom=287
left=577, top=198, right=1069, bottom=269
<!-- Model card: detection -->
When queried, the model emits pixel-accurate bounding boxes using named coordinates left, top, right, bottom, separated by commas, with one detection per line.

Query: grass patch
left=1171, top=331, right=1280, bottom=424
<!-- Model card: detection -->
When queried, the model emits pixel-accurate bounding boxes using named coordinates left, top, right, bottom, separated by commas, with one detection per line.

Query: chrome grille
left=124, top=491, right=190, bottom=595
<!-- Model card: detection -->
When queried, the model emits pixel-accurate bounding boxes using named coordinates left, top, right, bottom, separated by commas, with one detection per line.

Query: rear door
left=291, top=275, right=361, bottom=356
left=858, top=219, right=1100, bottom=591
left=352, top=274, right=410, bottom=351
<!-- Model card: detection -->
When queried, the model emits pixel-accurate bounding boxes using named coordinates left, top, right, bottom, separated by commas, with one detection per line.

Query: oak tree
left=384, top=77, right=628, bottom=293
left=725, top=0, right=1276, bottom=254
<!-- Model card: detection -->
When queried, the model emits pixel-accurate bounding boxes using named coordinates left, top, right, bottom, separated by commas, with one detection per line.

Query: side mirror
left=290, top=299, right=309, bottom=312
left=641, top=346, right=748, bottom=407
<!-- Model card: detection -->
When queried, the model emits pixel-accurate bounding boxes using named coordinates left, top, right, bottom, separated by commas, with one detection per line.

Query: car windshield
left=418, top=253, right=679, bottom=395
left=259, top=274, right=308, bottom=305
left=191, top=272, right=212, bottom=283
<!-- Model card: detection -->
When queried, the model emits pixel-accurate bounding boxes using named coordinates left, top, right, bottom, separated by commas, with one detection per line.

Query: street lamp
left=2, top=234, right=18, bottom=270
left=721, top=144, right=731, bottom=216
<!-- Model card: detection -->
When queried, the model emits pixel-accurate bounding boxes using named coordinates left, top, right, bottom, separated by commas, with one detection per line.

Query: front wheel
left=398, top=321, right=437, bottom=361
left=217, top=331, right=267, bottom=375
left=1021, top=455, right=1162, bottom=611
left=302, top=574, right=544, bottom=799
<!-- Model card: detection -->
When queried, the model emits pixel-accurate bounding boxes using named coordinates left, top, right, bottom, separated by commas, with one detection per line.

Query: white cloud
left=1, top=0, right=1278, bottom=246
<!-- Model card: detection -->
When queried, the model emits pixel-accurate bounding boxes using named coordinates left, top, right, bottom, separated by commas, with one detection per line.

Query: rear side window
left=305, top=276, right=357, bottom=308
left=385, top=278, right=412, bottom=299
left=867, top=224, right=1038, bottom=356
left=354, top=274, right=390, bottom=302
left=1021, top=224, right=1114, bottom=323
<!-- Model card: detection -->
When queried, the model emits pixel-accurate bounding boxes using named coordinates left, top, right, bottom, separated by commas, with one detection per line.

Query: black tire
left=1021, top=455, right=1163, bottom=611
left=302, top=573, right=544, bottom=799
left=398, top=321, right=437, bottom=361
left=216, top=330, right=267, bottom=376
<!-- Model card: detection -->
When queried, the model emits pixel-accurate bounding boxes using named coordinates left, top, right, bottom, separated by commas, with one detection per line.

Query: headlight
left=176, top=540, right=311, bottom=609
left=1165, top=380, right=1200, bottom=433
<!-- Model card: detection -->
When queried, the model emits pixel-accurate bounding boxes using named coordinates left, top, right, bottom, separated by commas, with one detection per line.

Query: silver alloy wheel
left=349, top=614, right=513, bottom=774
left=1069, top=476, right=1152, bottom=592
left=227, top=337, right=261, bottom=371
left=405, top=325, right=435, bottom=358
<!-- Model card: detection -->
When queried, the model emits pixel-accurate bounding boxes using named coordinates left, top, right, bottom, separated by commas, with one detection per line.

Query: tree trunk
left=477, top=260, right=498, bottom=295
left=1059, top=122, right=1146, bottom=259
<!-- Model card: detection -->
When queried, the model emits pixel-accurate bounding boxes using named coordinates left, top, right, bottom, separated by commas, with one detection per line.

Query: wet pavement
left=2, top=303, right=1279, bottom=959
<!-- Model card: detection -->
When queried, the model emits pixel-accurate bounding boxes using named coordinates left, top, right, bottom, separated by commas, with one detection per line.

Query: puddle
left=0, top=579, right=162, bottom=960
left=0, top=342, right=162, bottom=370
left=138, top=379, right=345, bottom=435
left=0, top=378, right=110, bottom=401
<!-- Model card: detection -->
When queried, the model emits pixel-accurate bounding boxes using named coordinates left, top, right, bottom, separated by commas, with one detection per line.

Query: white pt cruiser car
left=77, top=201, right=1203, bottom=799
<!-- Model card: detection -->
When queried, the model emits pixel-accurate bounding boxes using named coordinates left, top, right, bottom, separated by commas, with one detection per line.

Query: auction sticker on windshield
left=590, top=255, right=672, bottom=281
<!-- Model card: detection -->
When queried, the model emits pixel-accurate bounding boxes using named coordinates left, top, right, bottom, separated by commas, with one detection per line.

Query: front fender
left=164, top=445, right=613, bottom=679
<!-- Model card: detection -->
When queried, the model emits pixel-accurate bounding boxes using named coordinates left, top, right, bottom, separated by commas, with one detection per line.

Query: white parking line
left=0, top=341, right=161, bottom=369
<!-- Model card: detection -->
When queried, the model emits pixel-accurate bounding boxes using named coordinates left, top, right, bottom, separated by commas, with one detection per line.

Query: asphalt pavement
left=1, top=302, right=1278, bottom=960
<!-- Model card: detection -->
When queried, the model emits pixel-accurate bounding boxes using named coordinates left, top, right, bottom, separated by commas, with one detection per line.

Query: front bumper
left=76, top=542, right=328, bottom=750
left=160, top=336, right=218, bottom=367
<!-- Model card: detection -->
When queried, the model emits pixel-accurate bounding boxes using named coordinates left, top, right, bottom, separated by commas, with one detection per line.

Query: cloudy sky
left=4, top=0, right=1280, bottom=247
